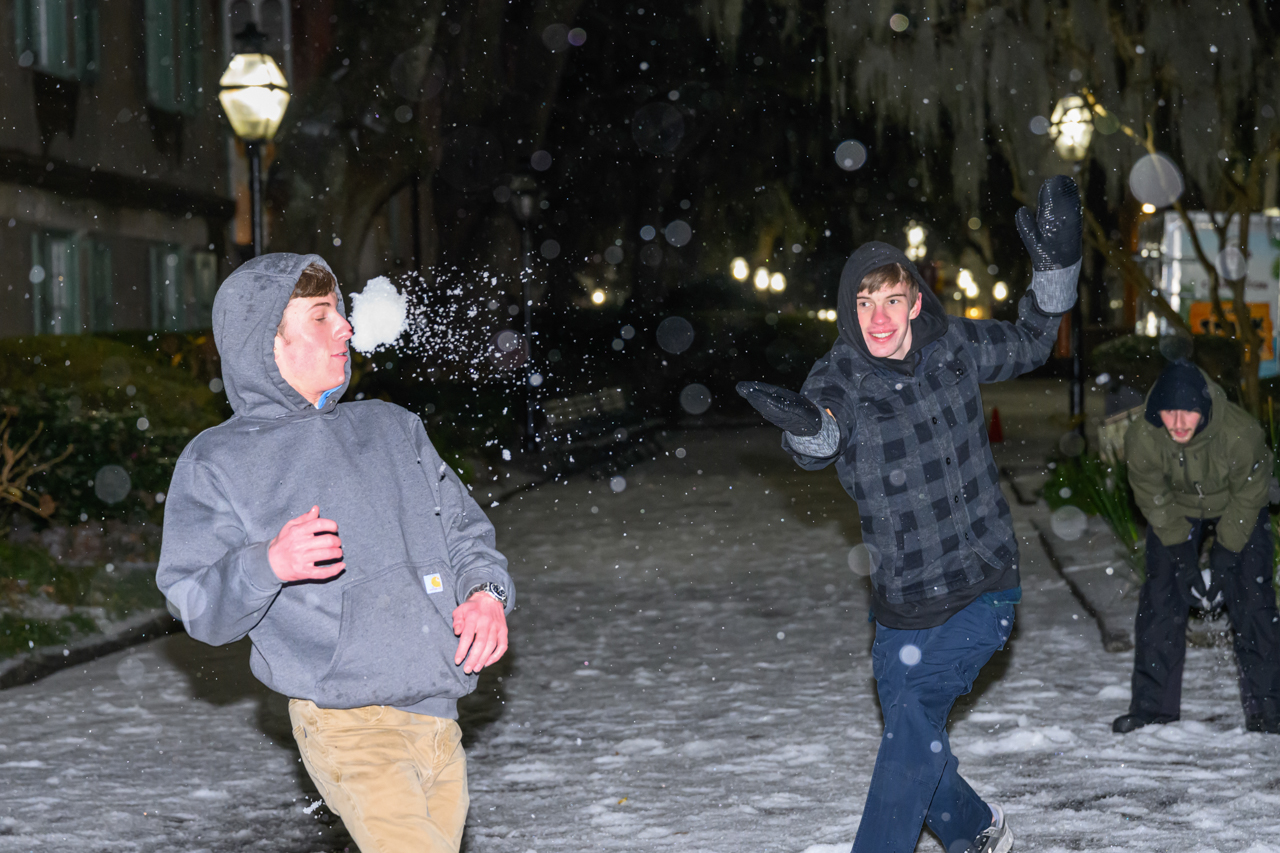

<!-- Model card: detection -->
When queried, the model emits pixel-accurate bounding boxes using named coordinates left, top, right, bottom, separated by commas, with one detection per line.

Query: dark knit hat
left=1144, top=359, right=1212, bottom=432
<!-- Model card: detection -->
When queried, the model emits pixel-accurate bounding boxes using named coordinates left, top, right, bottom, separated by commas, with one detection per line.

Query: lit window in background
left=754, top=268, right=770, bottom=290
left=992, top=281, right=1008, bottom=301
left=1141, top=203, right=1157, bottom=214
left=965, top=306, right=986, bottom=319
left=591, top=290, right=606, bottom=304
left=730, top=257, right=750, bottom=281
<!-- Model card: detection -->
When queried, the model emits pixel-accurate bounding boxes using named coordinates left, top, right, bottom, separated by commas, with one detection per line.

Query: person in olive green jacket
left=1116, top=359, right=1280, bottom=735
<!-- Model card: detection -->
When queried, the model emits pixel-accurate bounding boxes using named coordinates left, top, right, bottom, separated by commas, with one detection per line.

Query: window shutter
left=86, top=238, right=113, bottom=333
left=14, top=0, right=34, bottom=58
left=30, top=231, right=46, bottom=334
left=177, top=0, right=201, bottom=114
left=150, top=243, right=185, bottom=331
left=190, top=250, right=218, bottom=329
left=40, top=0, right=73, bottom=78
left=144, top=0, right=175, bottom=110
left=75, top=0, right=99, bottom=79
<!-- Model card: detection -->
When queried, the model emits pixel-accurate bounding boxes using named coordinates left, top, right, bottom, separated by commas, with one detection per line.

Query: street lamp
left=905, top=222, right=927, bottom=261
left=730, top=257, right=750, bottom=281
left=218, top=23, right=290, bottom=257
left=1050, top=95, right=1093, bottom=161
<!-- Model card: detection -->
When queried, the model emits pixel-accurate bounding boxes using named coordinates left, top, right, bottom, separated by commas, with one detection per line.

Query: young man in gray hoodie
left=157, top=253, right=513, bottom=853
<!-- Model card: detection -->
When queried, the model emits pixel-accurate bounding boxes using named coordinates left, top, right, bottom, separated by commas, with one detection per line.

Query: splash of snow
left=349, top=276, right=408, bottom=354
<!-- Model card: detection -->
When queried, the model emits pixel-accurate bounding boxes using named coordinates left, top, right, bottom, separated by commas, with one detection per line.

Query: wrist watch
left=466, top=581, right=508, bottom=607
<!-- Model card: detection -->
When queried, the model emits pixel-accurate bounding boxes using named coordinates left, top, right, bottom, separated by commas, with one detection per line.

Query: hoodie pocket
left=314, top=561, right=473, bottom=708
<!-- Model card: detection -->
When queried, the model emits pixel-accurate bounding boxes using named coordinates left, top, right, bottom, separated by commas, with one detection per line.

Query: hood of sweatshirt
left=1143, top=359, right=1213, bottom=436
left=835, top=241, right=948, bottom=375
left=211, top=252, right=349, bottom=420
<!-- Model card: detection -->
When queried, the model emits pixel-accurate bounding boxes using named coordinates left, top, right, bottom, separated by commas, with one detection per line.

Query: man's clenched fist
left=268, top=506, right=346, bottom=582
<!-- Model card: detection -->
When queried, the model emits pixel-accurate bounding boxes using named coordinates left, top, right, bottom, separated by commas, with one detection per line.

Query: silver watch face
left=475, top=582, right=507, bottom=604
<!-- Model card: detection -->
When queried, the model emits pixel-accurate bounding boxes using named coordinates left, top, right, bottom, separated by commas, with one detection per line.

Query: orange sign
left=1187, top=302, right=1274, bottom=360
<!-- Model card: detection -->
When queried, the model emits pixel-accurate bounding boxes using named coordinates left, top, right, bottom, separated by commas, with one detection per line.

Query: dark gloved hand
left=735, top=381, right=823, bottom=436
left=1016, top=176, right=1083, bottom=271
left=1167, top=540, right=1204, bottom=603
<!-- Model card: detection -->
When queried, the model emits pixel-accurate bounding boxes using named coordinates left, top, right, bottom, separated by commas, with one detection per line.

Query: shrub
left=1044, top=451, right=1146, bottom=580
left=0, top=335, right=230, bottom=529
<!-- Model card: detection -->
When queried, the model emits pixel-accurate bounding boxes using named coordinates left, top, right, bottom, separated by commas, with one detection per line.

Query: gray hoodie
left=157, top=253, right=512, bottom=719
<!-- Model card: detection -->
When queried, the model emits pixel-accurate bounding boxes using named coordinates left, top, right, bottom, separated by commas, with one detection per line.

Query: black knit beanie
left=1143, top=359, right=1212, bottom=433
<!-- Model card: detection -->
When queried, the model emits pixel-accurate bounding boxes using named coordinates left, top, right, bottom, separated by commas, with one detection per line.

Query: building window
left=13, top=0, right=99, bottom=80
left=149, top=245, right=219, bottom=331
left=30, top=231, right=81, bottom=335
left=145, top=0, right=201, bottom=114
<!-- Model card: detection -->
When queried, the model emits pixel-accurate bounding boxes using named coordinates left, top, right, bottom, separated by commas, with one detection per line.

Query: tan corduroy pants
left=289, top=699, right=469, bottom=853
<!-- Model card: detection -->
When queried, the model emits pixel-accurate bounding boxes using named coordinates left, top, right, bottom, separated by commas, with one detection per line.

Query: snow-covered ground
left=2, top=425, right=1279, bottom=853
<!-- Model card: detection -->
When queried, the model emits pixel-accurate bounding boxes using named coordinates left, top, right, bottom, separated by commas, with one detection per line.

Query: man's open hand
left=453, top=592, right=508, bottom=674
left=267, top=506, right=346, bottom=582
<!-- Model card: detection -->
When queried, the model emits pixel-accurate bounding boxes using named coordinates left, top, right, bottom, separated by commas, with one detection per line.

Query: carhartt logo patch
left=423, top=573, right=444, bottom=594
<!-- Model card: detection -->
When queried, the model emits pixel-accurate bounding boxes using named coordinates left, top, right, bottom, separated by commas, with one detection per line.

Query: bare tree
left=697, top=0, right=1280, bottom=410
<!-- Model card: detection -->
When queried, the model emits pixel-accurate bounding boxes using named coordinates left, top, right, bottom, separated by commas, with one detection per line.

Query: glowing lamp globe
left=218, top=52, right=291, bottom=141
left=1050, top=95, right=1093, bottom=161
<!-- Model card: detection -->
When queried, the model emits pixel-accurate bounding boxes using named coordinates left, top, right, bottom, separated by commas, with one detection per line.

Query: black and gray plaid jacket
left=788, top=293, right=1061, bottom=629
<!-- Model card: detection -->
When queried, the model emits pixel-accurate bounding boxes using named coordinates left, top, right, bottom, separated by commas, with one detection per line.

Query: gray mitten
left=1016, top=176, right=1083, bottom=314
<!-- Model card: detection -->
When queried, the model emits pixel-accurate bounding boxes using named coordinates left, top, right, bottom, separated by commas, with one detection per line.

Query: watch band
left=466, top=581, right=508, bottom=607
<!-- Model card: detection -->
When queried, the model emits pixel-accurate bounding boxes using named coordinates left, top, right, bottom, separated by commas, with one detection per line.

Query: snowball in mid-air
left=349, top=276, right=408, bottom=354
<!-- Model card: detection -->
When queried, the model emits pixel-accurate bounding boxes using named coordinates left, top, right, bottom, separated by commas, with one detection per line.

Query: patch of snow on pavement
left=2, top=428, right=1279, bottom=852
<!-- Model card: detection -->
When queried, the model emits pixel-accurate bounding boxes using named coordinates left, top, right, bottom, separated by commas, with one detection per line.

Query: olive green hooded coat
left=1125, top=368, right=1272, bottom=553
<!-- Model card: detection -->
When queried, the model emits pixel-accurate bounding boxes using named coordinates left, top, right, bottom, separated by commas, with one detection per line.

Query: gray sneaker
left=970, top=804, right=1013, bottom=853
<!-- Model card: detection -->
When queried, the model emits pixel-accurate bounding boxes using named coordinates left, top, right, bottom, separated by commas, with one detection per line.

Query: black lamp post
left=509, top=174, right=539, bottom=451
left=1050, top=95, right=1094, bottom=435
left=218, top=23, right=290, bottom=257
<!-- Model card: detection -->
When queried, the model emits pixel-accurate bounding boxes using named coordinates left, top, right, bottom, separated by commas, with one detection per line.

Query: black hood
left=836, top=241, right=948, bottom=375
left=1144, top=359, right=1212, bottom=432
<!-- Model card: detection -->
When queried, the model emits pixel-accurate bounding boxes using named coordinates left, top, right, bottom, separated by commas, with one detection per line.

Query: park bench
left=537, top=387, right=664, bottom=477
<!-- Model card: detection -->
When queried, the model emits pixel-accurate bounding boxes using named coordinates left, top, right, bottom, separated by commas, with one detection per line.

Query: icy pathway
left=2, top=427, right=1279, bottom=852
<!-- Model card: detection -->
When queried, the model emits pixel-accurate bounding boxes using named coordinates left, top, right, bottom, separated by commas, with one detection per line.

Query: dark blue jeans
left=852, top=592, right=1016, bottom=853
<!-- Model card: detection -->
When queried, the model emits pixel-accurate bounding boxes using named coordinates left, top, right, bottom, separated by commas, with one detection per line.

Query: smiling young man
left=737, top=177, right=1082, bottom=853
left=1118, top=359, right=1280, bottom=735
left=157, top=254, right=513, bottom=853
